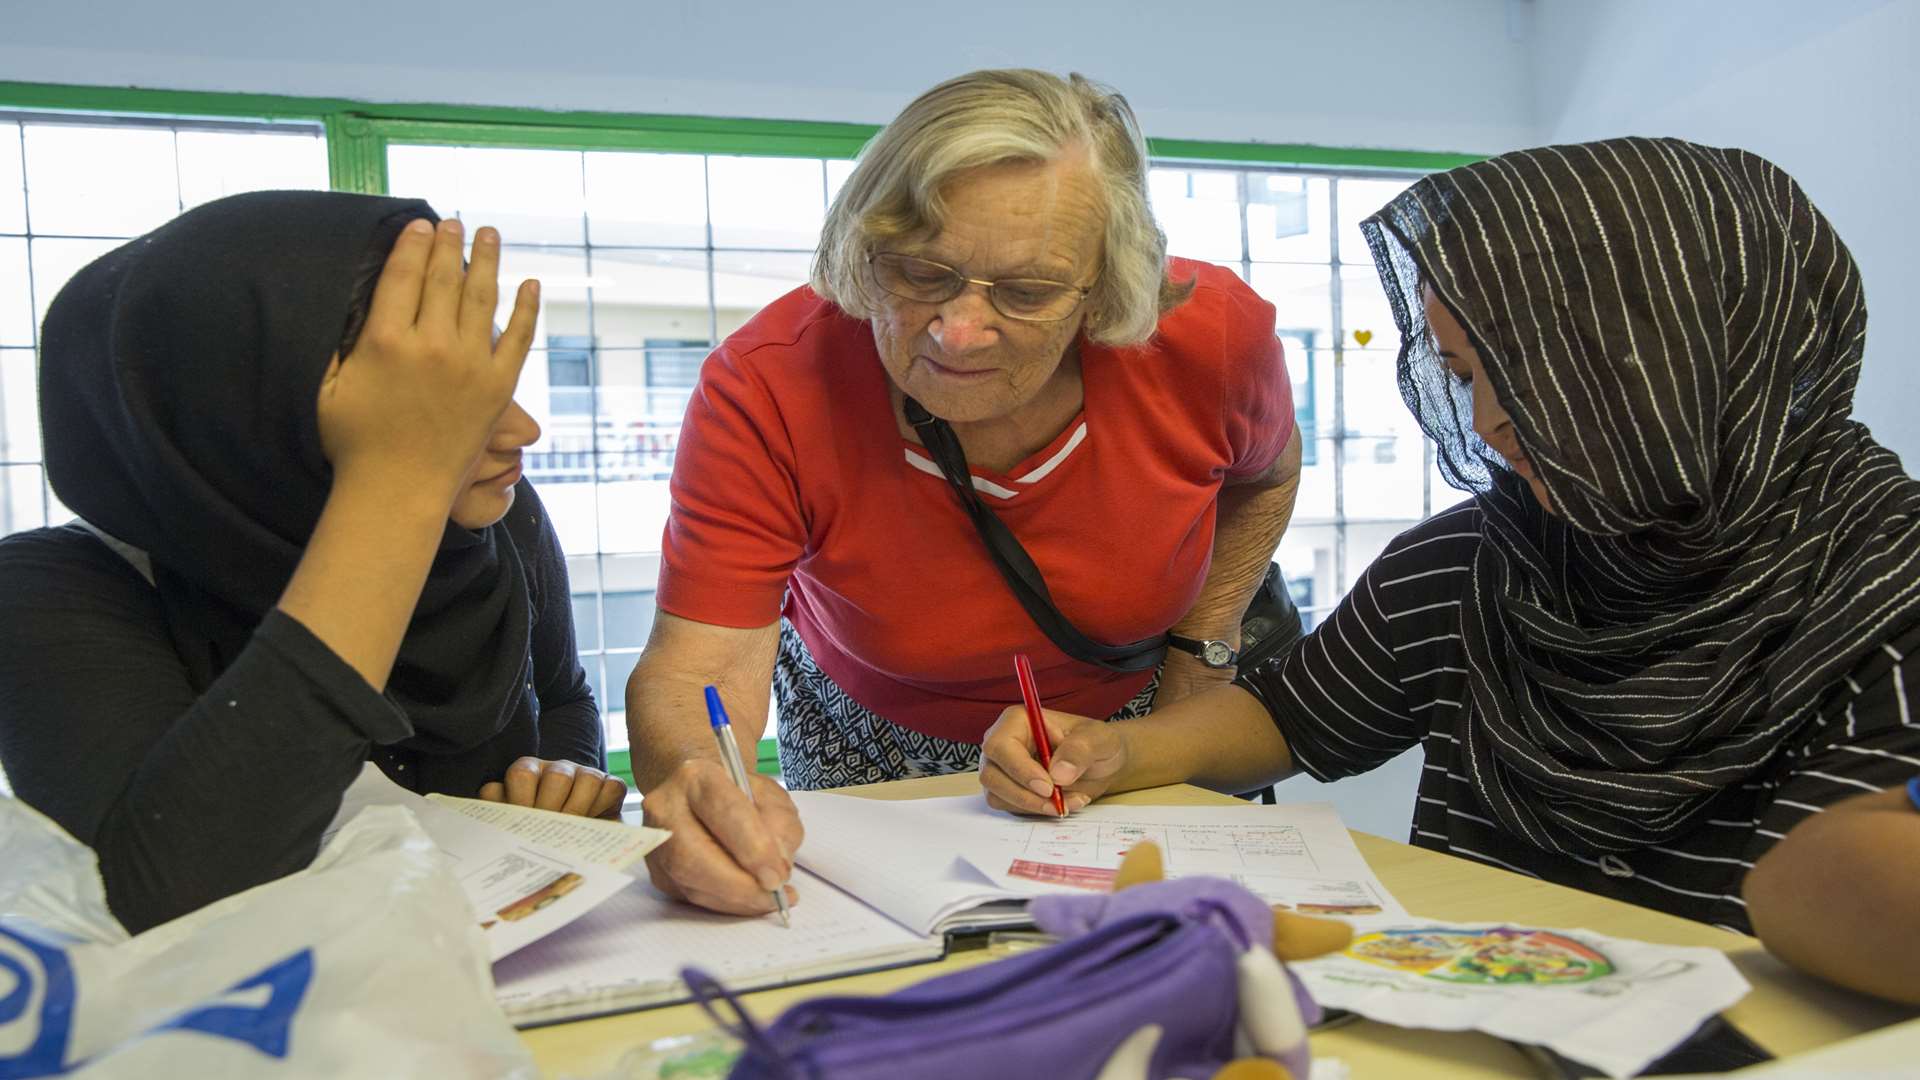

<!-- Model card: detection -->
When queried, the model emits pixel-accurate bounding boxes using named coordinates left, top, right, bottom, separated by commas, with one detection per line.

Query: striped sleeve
left=1237, top=550, right=1432, bottom=782
left=1743, top=645, right=1920, bottom=864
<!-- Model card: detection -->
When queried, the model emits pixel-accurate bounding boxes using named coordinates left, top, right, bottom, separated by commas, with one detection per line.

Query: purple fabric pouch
left=687, top=878, right=1314, bottom=1080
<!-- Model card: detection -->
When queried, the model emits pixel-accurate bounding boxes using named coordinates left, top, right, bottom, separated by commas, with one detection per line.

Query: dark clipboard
left=1506, top=1014, right=1773, bottom=1077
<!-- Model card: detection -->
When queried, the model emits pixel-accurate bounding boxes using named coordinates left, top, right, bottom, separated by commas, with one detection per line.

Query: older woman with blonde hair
left=627, top=69, right=1302, bottom=916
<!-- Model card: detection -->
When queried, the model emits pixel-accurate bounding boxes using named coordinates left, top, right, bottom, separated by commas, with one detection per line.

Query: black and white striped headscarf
left=1362, top=137, right=1920, bottom=855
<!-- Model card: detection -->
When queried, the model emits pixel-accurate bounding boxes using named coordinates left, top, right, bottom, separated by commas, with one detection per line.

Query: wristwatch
left=1166, top=634, right=1239, bottom=669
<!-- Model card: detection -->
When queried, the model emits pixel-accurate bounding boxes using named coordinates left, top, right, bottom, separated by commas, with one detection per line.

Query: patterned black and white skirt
left=772, top=620, right=1160, bottom=791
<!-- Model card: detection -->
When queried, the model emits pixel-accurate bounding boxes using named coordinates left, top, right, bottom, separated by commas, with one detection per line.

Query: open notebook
left=785, top=790, right=1034, bottom=935
left=492, top=869, right=944, bottom=1027
left=490, top=792, right=1037, bottom=1027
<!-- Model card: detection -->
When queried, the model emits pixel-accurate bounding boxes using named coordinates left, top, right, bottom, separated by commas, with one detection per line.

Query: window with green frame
left=0, top=81, right=1481, bottom=789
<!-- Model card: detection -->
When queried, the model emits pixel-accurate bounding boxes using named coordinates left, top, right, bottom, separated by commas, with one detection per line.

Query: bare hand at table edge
left=478, top=756, right=627, bottom=819
left=641, top=757, right=804, bottom=915
left=980, top=705, right=1126, bottom=816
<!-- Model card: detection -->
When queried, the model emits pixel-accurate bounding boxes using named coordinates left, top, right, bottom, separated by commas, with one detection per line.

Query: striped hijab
left=1361, top=137, right=1920, bottom=855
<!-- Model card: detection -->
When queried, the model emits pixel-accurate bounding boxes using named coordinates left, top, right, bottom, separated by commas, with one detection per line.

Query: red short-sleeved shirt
left=658, top=259, right=1293, bottom=741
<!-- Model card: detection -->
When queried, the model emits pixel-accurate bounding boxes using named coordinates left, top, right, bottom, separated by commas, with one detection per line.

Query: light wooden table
left=524, top=775, right=1918, bottom=1078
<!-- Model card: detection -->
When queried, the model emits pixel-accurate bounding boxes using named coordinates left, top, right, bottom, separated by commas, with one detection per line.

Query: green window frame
left=0, top=80, right=1482, bottom=788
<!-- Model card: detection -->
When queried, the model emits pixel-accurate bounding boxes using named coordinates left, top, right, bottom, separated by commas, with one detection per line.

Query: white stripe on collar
left=902, top=421, right=1090, bottom=502
left=1015, top=421, right=1088, bottom=485
left=902, top=450, right=1020, bottom=499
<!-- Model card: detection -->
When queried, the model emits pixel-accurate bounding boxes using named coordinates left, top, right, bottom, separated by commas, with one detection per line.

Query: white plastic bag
left=0, top=796, right=536, bottom=1078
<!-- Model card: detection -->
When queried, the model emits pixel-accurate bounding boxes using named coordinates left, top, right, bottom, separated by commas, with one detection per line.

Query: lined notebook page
left=787, top=791, right=1024, bottom=935
left=492, top=868, right=941, bottom=1027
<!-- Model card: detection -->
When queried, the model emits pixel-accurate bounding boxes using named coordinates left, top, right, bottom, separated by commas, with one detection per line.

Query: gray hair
left=810, top=69, right=1193, bottom=347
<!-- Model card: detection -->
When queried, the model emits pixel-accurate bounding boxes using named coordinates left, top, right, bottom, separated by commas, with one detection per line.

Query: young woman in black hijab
left=977, top=138, right=1920, bottom=1004
left=0, top=191, right=623, bottom=932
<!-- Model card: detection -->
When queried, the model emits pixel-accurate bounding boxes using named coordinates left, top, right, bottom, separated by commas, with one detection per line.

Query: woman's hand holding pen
left=640, top=758, right=802, bottom=915
left=979, top=706, right=1129, bottom=816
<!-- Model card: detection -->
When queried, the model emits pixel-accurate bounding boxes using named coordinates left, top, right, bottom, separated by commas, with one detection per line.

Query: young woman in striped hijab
left=978, top=137, right=1920, bottom=1004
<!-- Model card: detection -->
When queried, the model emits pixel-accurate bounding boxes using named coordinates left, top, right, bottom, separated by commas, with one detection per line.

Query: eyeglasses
left=866, top=252, right=1093, bottom=323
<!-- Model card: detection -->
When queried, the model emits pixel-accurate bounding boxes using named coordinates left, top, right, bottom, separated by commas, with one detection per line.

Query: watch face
left=1203, top=641, right=1234, bottom=667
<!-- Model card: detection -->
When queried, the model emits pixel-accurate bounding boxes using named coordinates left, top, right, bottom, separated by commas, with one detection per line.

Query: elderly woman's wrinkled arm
left=1744, top=783, right=1920, bottom=1005
left=1156, top=427, right=1303, bottom=709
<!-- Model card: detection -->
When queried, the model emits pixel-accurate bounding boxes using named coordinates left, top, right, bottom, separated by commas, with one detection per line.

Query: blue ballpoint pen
left=703, top=685, right=792, bottom=928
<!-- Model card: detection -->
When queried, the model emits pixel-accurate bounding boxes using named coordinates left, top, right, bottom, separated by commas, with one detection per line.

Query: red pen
left=1013, top=654, right=1067, bottom=817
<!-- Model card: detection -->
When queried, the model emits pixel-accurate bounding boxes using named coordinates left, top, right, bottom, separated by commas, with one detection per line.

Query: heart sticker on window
left=1354, top=330, right=1374, bottom=346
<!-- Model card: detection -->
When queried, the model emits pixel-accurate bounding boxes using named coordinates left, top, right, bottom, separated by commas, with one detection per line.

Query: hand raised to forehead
left=316, top=218, right=540, bottom=505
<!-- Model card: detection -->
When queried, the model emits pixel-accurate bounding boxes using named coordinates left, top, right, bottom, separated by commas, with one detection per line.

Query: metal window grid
left=0, top=112, right=326, bottom=533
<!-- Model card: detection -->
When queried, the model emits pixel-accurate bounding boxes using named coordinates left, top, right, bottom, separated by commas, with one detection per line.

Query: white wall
left=1532, top=0, right=1920, bottom=462
left=0, top=0, right=1536, bottom=156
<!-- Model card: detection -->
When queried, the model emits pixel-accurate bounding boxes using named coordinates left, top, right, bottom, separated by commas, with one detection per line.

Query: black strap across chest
left=903, top=395, right=1166, bottom=673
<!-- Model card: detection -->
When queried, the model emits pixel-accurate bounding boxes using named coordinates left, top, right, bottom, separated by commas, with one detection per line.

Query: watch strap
left=1166, top=634, right=1239, bottom=668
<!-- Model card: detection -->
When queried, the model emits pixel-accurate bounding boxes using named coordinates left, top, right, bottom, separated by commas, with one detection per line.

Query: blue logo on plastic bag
left=145, top=950, right=313, bottom=1059
left=0, top=927, right=75, bottom=1078
left=0, top=926, right=313, bottom=1078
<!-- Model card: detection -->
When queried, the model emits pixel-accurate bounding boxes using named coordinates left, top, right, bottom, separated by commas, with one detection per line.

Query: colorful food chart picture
left=1347, top=926, right=1615, bottom=985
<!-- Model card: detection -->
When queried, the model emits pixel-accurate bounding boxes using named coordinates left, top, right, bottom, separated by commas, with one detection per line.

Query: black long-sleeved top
left=1239, top=501, right=1920, bottom=935
left=0, top=484, right=598, bottom=932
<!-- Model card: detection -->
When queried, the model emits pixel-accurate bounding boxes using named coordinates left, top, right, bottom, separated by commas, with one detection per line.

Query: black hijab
left=1362, top=138, right=1920, bottom=855
left=39, top=190, right=533, bottom=759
